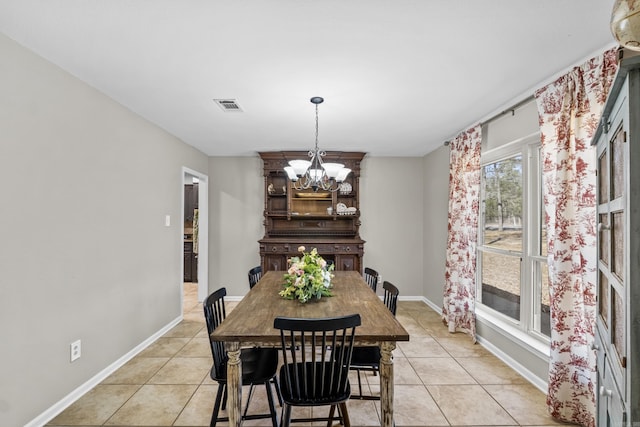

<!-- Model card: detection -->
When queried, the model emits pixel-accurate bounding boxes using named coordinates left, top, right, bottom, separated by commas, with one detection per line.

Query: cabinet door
left=191, top=253, right=198, bottom=283
left=263, top=254, right=287, bottom=272
left=594, top=57, right=640, bottom=426
left=335, top=254, right=358, bottom=272
left=599, top=355, right=627, bottom=427
left=184, top=241, right=194, bottom=282
left=183, top=252, right=192, bottom=282
left=184, top=184, right=197, bottom=221
left=597, top=112, right=628, bottom=384
left=597, top=366, right=608, bottom=427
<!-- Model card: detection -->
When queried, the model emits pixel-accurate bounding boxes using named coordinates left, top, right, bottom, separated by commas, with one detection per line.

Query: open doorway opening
left=182, top=168, right=208, bottom=314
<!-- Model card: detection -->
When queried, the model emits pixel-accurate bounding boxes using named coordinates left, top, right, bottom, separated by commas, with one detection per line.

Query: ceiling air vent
left=214, top=99, right=243, bottom=112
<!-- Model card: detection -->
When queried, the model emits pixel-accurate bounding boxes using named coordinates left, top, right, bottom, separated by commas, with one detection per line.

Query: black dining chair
left=363, top=267, right=380, bottom=293
left=248, top=265, right=263, bottom=289
left=349, top=280, right=399, bottom=400
left=381, top=280, right=399, bottom=316
left=274, top=314, right=361, bottom=427
left=203, top=287, right=280, bottom=427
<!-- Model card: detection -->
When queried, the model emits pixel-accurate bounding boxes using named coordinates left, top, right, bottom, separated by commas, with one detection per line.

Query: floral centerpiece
left=279, top=246, right=334, bottom=303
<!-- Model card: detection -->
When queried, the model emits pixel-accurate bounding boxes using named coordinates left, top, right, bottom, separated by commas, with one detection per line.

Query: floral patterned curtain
left=442, top=125, right=482, bottom=340
left=534, top=48, right=618, bottom=427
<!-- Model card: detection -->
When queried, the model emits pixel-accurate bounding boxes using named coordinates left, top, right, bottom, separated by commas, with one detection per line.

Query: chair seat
left=350, top=346, right=380, bottom=367
left=335, top=345, right=380, bottom=368
left=211, top=347, right=279, bottom=385
left=279, top=362, right=351, bottom=405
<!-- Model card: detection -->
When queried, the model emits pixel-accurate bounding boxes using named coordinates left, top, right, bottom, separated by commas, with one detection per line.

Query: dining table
left=209, top=270, right=410, bottom=427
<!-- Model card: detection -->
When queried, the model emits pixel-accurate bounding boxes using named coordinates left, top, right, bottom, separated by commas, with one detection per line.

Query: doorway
left=182, top=167, right=209, bottom=312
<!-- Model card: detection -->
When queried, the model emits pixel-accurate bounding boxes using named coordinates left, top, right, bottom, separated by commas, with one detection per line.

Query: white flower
left=322, top=270, right=332, bottom=287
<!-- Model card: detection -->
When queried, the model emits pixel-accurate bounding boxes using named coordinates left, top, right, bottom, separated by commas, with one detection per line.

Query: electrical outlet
left=70, top=340, right=81, bottom=362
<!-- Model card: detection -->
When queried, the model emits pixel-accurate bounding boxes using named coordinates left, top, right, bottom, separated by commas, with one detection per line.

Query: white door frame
left=182, top=167, right=209, bottom=305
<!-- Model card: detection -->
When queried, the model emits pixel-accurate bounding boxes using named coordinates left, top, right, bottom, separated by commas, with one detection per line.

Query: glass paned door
left=597, top=118, right=627, bottom=373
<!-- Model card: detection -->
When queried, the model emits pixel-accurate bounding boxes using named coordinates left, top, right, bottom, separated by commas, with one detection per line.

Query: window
left=477, top=135, right=550, bottom=342
left=479, top=155, right=523, bottom=321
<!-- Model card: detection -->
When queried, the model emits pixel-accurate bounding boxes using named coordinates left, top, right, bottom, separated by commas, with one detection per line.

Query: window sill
left=476, top=304, right=551, bottom=359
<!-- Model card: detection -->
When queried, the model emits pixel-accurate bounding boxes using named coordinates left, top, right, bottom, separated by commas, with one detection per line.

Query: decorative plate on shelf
left=339, top=182, right=352, bottom=195
left=338, top=208, right=357, bottom=216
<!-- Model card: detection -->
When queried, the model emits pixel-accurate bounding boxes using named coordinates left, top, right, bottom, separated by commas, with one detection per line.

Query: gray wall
left=0, top=33, right=208, bottom=427
left=422, top=146, right=451, bottom=307
left=207, top=156, right=426, bottom=299
left=207, top=156, right=264, bottom=296
left=359, top=157, right=424, bottom=297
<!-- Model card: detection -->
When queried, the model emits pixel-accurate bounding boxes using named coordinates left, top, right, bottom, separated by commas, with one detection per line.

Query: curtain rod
left=443, top=95, right=535, bottom=146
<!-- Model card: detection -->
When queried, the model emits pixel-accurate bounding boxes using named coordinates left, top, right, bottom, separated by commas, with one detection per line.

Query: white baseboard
left=417, top=295, right=443, bottom=314
left=475, top=334, right=548, bottom=393
left=24, top=316, right=182, bottom=427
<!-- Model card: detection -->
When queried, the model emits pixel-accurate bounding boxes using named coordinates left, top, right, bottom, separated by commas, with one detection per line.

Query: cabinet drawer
left=269, top=217, right=358, bottom=236
left=600, top=355, right=626, bottom=425
left=333, top=244, right=360, bottom=254
left=301, top=243, right=360, bottom=255
left=263, top=243, right=292, bottom=254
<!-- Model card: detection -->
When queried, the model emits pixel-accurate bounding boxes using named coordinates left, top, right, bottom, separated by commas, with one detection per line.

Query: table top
left=210, top=270, right=410, bottom=345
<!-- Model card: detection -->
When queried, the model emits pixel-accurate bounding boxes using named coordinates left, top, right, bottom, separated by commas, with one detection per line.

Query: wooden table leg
left=225, top=342, right=242, bottom=427
left=379, top=341, right=396, bottom=427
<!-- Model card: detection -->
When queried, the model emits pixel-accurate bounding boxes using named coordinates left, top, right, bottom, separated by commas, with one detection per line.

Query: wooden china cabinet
left=258, top=151, right=366, bottom=273
left=593, top=51, right=640, bottom=426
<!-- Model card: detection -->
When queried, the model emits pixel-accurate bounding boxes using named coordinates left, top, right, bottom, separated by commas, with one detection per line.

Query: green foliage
left=483, top=156, right=523, bottom=226
left=280, top=247, right=334, bottom=303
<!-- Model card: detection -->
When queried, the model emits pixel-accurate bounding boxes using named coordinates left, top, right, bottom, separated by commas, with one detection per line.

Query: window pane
left=612, top=211, right=624, bottom=282
left=481, top=251, right=521, bottom=320
left=599, top=270, right=609, bottom=328
left=612, top=287, right=625, bottom=362
left=482, top=156, right=523, bottom=252
left=599, top=214, right=609, bottom=266
left=598, top=151, right=608, bottom=204
left=611, top=125, right=625, bottom=200
left=538, top=262, right=550, bottom=337
left=540, top=158, right=548, bottom=258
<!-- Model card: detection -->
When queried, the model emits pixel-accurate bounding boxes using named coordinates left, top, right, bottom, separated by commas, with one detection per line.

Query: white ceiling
left=0, top=1, right=617, bottom=157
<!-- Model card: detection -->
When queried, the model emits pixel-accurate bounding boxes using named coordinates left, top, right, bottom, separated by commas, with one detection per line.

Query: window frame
left=476, top=132, right=550, bottom=352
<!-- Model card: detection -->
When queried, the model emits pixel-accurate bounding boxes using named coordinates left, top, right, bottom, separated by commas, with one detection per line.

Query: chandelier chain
left=313, top=103, right=326, bottom=158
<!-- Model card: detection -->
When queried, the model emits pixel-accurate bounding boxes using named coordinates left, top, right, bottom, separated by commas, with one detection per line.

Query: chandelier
left=284, top=97, right=351, bottom=192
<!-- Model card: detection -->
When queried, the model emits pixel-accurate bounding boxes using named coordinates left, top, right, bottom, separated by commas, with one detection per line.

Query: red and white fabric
left=534, top=48, right=618, bottom=427
left=442, top=124, right=482, bottom=341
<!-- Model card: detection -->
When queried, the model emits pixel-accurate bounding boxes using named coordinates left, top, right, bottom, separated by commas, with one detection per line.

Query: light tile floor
left=46, top=283, right=569, bottom=427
